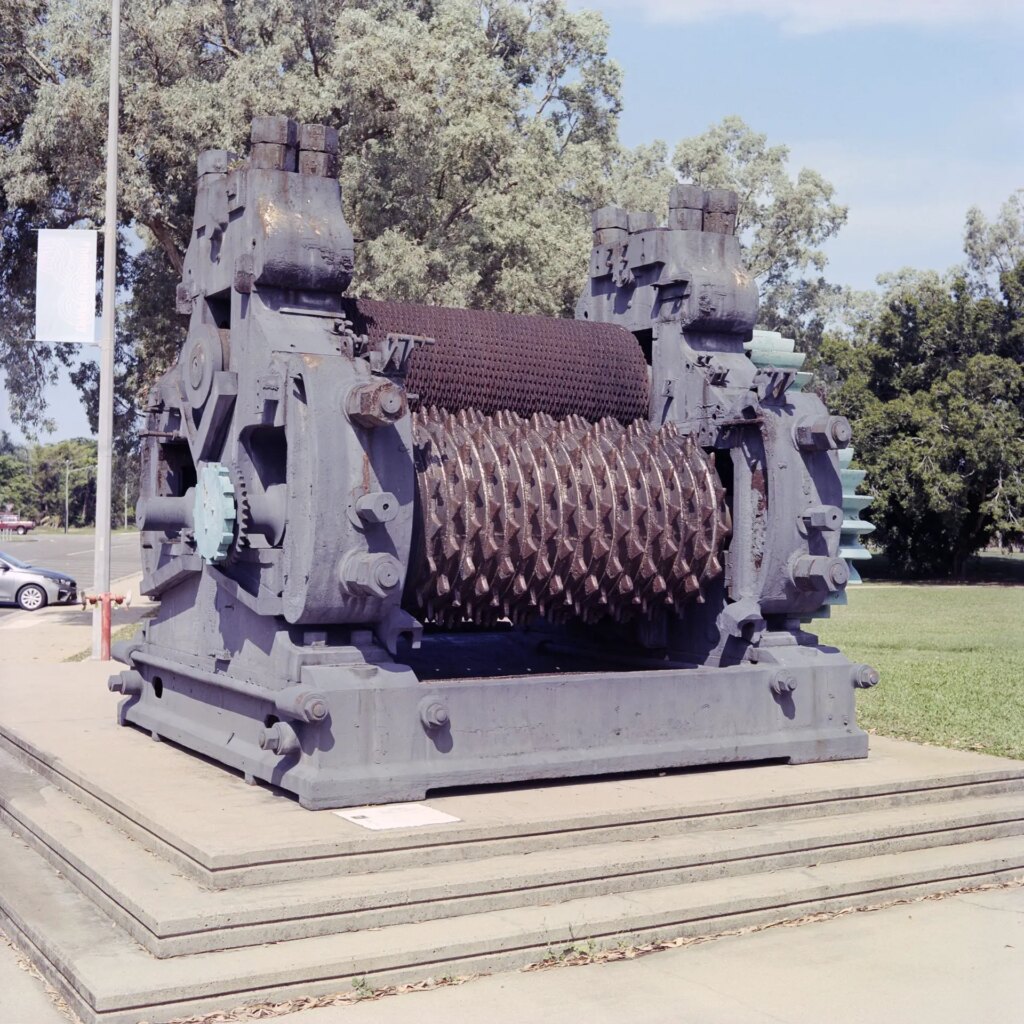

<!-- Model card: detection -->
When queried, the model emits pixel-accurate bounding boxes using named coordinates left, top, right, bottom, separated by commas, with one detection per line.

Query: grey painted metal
left=113, top=117, right=877, bottom=808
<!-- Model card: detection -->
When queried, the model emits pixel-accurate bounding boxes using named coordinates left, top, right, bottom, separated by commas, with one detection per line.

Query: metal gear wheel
left=226, top=465, right=254, bottom=560
left=193, top=463, right=236, bottom=563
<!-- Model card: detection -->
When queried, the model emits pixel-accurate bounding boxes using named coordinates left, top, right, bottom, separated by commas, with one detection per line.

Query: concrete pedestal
left=1, top=663, right=1022, bottom=1023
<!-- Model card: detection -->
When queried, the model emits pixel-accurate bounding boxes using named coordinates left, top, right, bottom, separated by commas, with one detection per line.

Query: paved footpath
left=0, top=929, right=70, bottom=1024
left=269, top=884, right=1024, bottom=1024
left=1, top=881, right=1020, bottom=1024
left=0, top=535, right=154, bottom=1022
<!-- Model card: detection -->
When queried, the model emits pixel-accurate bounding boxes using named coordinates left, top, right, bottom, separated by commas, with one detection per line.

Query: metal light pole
left=64, top=459, right=71, bottom=534
left=92, top=0, right=119, bottom=658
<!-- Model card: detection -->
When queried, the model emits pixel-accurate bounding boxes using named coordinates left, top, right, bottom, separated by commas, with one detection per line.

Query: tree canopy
left=4, top=0, right=1020, bottom=577
left=0, top=435, right=103, bottom=528
left=963, top=190, right=1024, bottom=296
left=816, top=254, right=1024, bottom=576
left=1, top=0, right=628, bottom=426
left=1, top=1, right=852, bottom=433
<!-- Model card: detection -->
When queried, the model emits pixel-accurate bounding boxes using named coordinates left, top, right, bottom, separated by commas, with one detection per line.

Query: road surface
left=0, top=531, right=141, bottom=620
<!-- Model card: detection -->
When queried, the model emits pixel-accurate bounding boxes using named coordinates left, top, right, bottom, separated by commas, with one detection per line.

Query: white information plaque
left=333, top=803, right=461, bottom=830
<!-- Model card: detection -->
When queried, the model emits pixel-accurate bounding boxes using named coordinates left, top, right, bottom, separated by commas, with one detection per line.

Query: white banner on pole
left=35, top=229, right=99, bottom=345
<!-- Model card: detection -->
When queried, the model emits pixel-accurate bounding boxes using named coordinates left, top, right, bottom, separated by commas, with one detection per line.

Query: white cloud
left=591, top=0, right=1023, bottom=33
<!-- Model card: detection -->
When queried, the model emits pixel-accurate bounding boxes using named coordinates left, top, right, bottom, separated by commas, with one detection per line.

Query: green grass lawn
left=815, top=584, right=1024, bottom=761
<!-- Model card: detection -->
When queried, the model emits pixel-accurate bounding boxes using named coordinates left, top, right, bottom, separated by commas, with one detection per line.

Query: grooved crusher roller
left=340, top=297, right=652, bottom=423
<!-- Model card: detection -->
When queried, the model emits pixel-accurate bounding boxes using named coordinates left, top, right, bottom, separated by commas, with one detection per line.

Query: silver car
left=0, top=550, right=78, bottom=611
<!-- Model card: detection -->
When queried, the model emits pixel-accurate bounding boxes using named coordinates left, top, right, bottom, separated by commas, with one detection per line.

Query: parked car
left=0, top=550, right=77, bottom=611
left=0, top=514, right=37, bottom=535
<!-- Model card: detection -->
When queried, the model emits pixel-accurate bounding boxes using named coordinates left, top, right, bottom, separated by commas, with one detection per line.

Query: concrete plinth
left=1, top=662, right=1022, bottom=1024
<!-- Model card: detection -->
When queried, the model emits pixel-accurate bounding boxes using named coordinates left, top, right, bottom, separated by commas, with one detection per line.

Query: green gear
left=193, top=463, right=236, bottom=563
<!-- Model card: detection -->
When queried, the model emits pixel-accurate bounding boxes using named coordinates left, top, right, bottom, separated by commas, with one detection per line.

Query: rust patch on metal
left=750, top=462, right=767, bottom=572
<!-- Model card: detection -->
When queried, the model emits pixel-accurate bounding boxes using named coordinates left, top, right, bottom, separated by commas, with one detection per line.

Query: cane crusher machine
left=112, top=116, right=878, bottom=809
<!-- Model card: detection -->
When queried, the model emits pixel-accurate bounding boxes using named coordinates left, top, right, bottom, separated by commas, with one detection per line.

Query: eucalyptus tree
left=1, top=0, right=623, bottom=423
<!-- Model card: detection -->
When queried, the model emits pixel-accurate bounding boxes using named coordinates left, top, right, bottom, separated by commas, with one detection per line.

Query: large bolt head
left=259, top=720, right=300, bottom=755
left=299, top=122, right=339, bottom=155
left=374, top=558, right=401, bottom=591
left=852, top=664, right=880, bottom=689
left=355, top=492, right=399, bottom=525
left=800, top=505, right=843, bottom=532
left=304, top=698, right=329, bottom=722
left=827, top=558, right=850, bottom=589
left=197, top=149, right=230, bottom=178
left=770, top=671, right=798, bottom=696
left=250, top=114, right=298, bottom=147
left=829, top=416, right=853, bottom=448
left=792, top=555, right=850, bottom=593
left=420, top=699, right=450, bottom=729
left=378, top=388, right=404, bottom=417
left=109, top=670, right=144, bottom=696
left=339, top=552, right=404, bottom=599
left=345, top=380, right=408, bottom=428
left=794, top=415, right=853, bottom=452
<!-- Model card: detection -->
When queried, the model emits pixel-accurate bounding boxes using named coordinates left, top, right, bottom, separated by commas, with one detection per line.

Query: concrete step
left=4, top=744, right=1024, bottom=957
left=4, top=717, right=1024, bottom=887
left=3, top=822, right=1022, bottom=1024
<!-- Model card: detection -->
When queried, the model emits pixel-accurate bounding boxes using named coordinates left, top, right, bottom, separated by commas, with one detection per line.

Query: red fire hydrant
left=82, top=592, right=131, bottom=661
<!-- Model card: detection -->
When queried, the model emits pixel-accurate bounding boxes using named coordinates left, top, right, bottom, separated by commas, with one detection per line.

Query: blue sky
left=3, top=0, right=1021, bottom=443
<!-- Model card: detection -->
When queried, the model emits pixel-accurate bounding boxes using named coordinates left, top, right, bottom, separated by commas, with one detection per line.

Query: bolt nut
left=827, top=559, right=850, bottom=589
left=792, top=555, right=850, bottom=593
left=702, top=188, right=739, bottom=235
left=420, top=699, right=450, bottom=729
left=669, top=183, right=704, bottom=211
left=250, top=142, right=298, bottom=172
left=250, top=115, right=298, bottom=147
left=356, top=492, right=399, bottom=525
left=770, top=671, right=798, bottom=696
left=304, top=698, right=329, bottom=722
left=345, top=380, right=407, bottom=428
left=794, top=415, right=852, bottom=452
left=830, top=417, right=853, bottom=447
left=800, top=504, right=843, bottom=532
left=108, top=670, right=144, bottom=696
left=197, top=149, right=230, bottom=178
left=339, top=551, right=403, bottom=599
left=852, top=664, right=880, bottom=689
left=298, top=150, right=338, bottom=177
left=258, top=720, right=300, bottom=756
left=299, top=122, right=339, bottom=155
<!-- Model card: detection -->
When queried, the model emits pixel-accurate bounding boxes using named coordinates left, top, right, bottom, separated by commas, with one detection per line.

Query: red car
left=0, top=514, right=37, bottom=535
